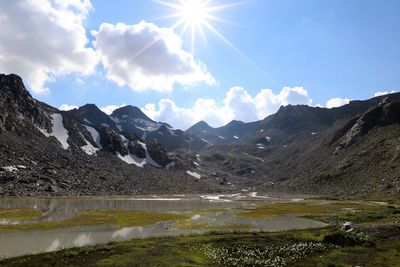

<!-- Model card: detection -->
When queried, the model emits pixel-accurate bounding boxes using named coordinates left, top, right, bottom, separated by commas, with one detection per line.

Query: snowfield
left=84, top=125, right=102, bottom=149
left=39, top=113, right=70, bottom=150
left=117, top=153, right=147, bottom=167
left=80, top=140, right=99, bottom=156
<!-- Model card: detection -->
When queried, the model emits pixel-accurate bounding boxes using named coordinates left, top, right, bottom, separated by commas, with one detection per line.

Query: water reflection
left=0, top=195, right=326, bottom=260
left=0, top=196, right=245, bottom=223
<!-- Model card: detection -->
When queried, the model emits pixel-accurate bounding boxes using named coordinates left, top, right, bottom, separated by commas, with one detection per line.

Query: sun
left=155, top=0, right=244, bottom=54
left=180, top=0, right=209, bottom=26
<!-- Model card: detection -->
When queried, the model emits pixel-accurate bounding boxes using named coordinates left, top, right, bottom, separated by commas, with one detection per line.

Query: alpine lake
left=0, top=193, right=399, bottom=266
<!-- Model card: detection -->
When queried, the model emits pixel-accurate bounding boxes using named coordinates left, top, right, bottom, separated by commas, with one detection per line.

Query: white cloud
left=0, top=0, right=98, bottom=94
left=59, top=104, right=78, bottom=111
left=92, top=21, right=215, bottom=92
left=142, top=86, right=313, bottom=129
left=100, top=104, right=127, bottom=115
left=326, top=98, right=350, bottom=109
left=374, top=91, right=396, bottom=97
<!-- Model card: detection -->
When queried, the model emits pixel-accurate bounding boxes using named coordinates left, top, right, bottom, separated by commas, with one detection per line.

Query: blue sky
left=1, top=0, right=399, bottom=129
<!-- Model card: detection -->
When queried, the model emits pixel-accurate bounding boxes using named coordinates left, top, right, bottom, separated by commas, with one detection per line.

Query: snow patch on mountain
left=83, top=118, right=92, bottom=124
left=39, top=113, right=70, bottom=150
left=134, top=119, right=161, bottom=131
left=186, top=170, right=201, bottom=179
left=256, top=143, right=266, bottom=149
left=117, top=137, right=160, bottom=167
left=201, top=139, right=213, bottom=146
left=117, top=153, right=147, bottom=167
left=81, top=140, right=99, bottom=156
left=84, top=125, right=102, bottom=149
left=138, top=141, right=161, bottom=167
left=165, top=161, right=175, bottom=170
left=110, top=116, right=123, bottom=131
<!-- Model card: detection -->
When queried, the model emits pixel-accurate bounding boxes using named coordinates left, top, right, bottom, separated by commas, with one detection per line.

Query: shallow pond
left=0, top=194, right=327, bottom=259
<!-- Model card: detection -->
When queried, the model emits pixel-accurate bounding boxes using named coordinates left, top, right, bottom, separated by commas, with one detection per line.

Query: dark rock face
left=147, top=143, right=170, bottom=167
left=128, top=142, right=146, bottom=159
left=145, top=125, right=208, bottom=151
left=0, top=74, right=53, bottom=133
left=70, top=104, right=117, bottom=129
left=337, top=101, right=400, bottom=150
left=99, top=128, right=128, bottom=155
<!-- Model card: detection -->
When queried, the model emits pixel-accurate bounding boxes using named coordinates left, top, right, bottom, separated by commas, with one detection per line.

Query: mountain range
left=0, top=73, right=399, bottom=197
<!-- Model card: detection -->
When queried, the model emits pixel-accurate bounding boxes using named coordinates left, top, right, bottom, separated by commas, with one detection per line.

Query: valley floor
left=0, top=224, right=399, bottom=267
left=0, top=196, right=399, bottom=266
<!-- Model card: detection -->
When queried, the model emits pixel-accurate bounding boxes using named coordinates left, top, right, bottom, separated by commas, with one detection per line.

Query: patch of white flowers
left=189, top=241, right=336, bottom=267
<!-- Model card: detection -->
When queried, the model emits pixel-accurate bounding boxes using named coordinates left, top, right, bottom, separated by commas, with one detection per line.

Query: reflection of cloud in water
left=191, top=214, right=201, bottom=220
left=0, top=220, right=19, bottom=225
left=112, top=227, right=143, bottom=239
left=73, top=233, right=92, bottom=247
left=47, top=239, right=60, bottom=252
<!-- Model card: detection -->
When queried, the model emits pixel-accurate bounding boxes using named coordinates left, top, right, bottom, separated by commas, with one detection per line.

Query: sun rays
left=155, top=0, right=246, bottom=54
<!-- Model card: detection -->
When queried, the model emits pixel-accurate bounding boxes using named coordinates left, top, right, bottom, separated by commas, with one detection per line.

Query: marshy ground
left=0, top=195, right=399, bottom=266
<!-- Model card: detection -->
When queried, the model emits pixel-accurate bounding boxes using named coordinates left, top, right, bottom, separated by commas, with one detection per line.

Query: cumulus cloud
left=92, top=21, right=215, bottom=92
left=326, top=98, right=350, bottom=109
left=142, top=86, right=313, bottom=130
left=0, top=0, right=98, bottom=94
left=100, top=104, right=127, bottom=115
left=59, top=104, right=78, bottom=111
left=374, top=91, right=396, bottom=97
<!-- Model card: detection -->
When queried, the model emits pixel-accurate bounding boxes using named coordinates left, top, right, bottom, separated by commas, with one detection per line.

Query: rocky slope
left=183, top=94, right=400, bottom=197
left=187, top=120, right=259, bottom=146
left=0, top=74, right=222, bottom=196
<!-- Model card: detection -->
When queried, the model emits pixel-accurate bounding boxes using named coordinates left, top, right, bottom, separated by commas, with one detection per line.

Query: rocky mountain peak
left=69, top=104, right=116, bottom=129
left=226, top=120, right=245, bottom=126
left=111, top=105, right=154, bottom=122
left=186, top=120, right=213, bottom=133
left=0, top=74, right=30, bottom=99
left=0, top=74, right=53, bottom=132
left=266, top=104, right=333, bottom=134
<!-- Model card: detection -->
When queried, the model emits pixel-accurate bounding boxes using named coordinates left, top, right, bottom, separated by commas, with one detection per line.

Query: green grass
left=295, top=238, right=400, bottom=267
left=0, top=210, right=188, bottom=233
left=235, top=202, right=399, bottom=223
left=0, top=209, right=42, bottom=221
left=309, top=204, right=400, bottom=224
